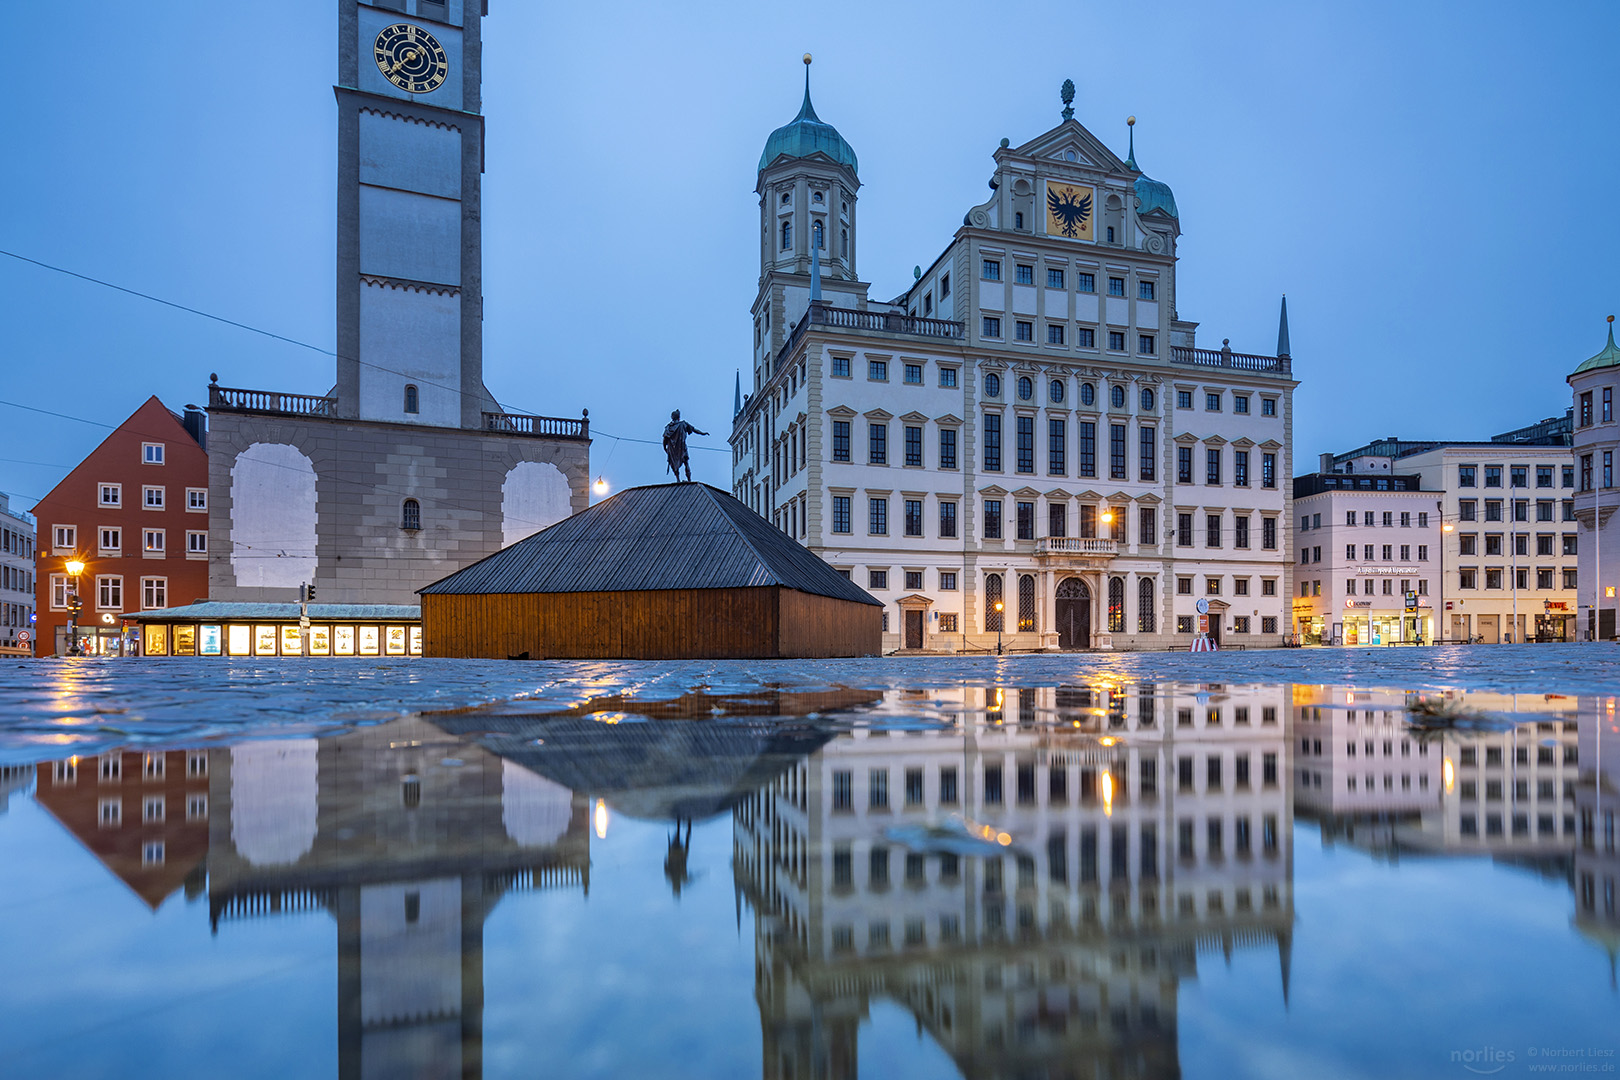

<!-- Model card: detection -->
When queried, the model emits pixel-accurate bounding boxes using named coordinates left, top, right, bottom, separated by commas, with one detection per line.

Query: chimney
left=1319, top=453, right=1333, bottom=473
left=183, top=405, right=208, bottom=451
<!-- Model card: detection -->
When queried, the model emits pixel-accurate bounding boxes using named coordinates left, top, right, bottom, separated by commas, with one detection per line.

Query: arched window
left=780, top=219, right=792, bottom=251
left=1140, top=387, right=1155, bottom=412
left=1108, top=576, right=1125, bottom=632
left=1138, top=577, right=1156, bottom=633
left=1017, top=574, right=1036, bottom=633
left=401, top=499, right=421, bottom=530
left=985, top=573, right=1004, bottom=632
left=812, top=220, right=824, bottom=250
left=403, top=384, right=419, bottom=414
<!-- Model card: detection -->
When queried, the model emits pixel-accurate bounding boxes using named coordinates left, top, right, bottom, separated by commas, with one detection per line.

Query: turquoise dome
left=1574, top=324, right=1620, bottom=375
left=758, top=79, right=858, bottom=176
left=1135, top=175, right=1178, bottom=219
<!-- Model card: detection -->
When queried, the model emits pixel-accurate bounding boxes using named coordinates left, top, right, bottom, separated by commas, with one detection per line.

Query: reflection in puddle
left=10, top=680, right=1620, bottom=1077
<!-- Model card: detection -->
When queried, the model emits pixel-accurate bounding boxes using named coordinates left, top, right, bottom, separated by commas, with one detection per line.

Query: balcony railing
left=778, top=300, right=965, bottom=368
left=1169, top=345, right=1290, bottom=376
left=1034, top=537, right=1119, bottom=557
left=482, top=411, right=589, bottom=440
left=208, top=382, right=337, bottom=418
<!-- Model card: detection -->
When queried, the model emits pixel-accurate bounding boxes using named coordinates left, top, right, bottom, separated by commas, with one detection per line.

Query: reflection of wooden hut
left=419, top=483, right=882, bottom=659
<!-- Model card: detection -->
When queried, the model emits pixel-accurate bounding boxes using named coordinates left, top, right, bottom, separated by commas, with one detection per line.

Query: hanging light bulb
left=593, top=475, right=609, bottom=496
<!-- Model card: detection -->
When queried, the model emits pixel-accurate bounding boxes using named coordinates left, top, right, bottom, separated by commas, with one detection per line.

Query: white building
left=1290, top=472, right=1441, bottom=645
left=0, top=492, right=35, bottom=654
left=1569, top=320, right=1620, bottom=640
left=731, top=68, right=1297, bottom=652
left=1321, top=416, right=1578, bottom=643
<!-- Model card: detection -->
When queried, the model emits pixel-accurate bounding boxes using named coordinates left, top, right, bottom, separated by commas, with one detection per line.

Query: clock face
left=373, top=23, right=449, bottom=95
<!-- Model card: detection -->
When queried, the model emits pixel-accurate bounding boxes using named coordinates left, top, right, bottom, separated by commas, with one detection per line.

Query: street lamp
left=64, top=558, right=85, bottom=657
left=1440, top=517, right=1454, bottom=644
left=994, top=600, right=1004, bottom=656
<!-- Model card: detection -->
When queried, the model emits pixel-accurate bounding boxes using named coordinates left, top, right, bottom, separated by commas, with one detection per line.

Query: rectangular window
left=1014, top=263, right=1033, bottom=285
left=51, top=574, right=67, bottom=610
left=1206, top=447, right=1222, bottom=485
left=1108, top=276, right=1125, bottom=297
left=1139, top=427, right=1156, bottom=481
left=141, top=442, right=165, bottom=465
left=868, top=423, right=887, bottom=464
left=1234, top=450, right=1249, bottom=487
left=1079, top=422, right=1097, bottom=478
left=1108, top=330, right=1126, bottom=351
left=904, top=426, right=923, bottom=467
left=982, top=317, right=1001, bottom=338
left=868, top=359, right=888, bottom=381
left=1138, top=334, right=1155, bottom=356
left=1047, top=323, right=1065, bottom=345
left=1484, top=466, right=1502, bottom=487
left=983, top=499, right=1002, bottom=539
left=938, top=365, right=957, bottom=388
left=1262, top=517, right=1277, bottom=550
left=1235, top=516, right=1250, bottom=549
left=940, top=273, right=950, bottom=298
left=1076, top=272, right=1095, bottom=292
left=1177, top=445, right=1193, bottom=483
left=868, top=569, right=888, bottom=590
left=1140, top=507, right=1157, bottom=547
left=983, top=413, right=1001, bottom=471
left=868, top=498, right=888, bottom=535
left=939, top=429, right=958, bottom=470
left=831, top=356, right=851, bottom=377
left=1510, top=466, right=1528, bottom=488
left=1110, top=424, right=1127, bottom=480
left=1016, top=416, right=1035, bottom=474
left=143, top=486, right=164, bottom=509
left=903, top=363, right=923, bottom=384
left=1177, top=513, right=1194, bottom=547
left=832, top=496, right=851, bottom=533
left=143, top=529, right=164, bottom=554
left=1015, top=501, right=1036, bottom=541
left=1076, top=326, right=1096, bottom=348
left=1139, top=280, right=1156, bottom=300
left=99, top=484, right=121, bottom=507
left=99, top=527, right=121, bottom=554
left=904, top=499, right=924, bottom=537
left=187, top=530, right=207, bottom=554
left=141, top=577, right=167, bottom=609
left=1262, top=453, right=1277, bottom=488
left=1047, top=268, right=1065, bottom=288
left=1049, top=503, right=1067, bottom=538
left=1015, top=320, right=1033, bottom=341
left=1233, top=396, right=1250, bottom=415
left=96, top=575, right=123, bottom=610
left=982, top=259, right=1000, bottom=281
left=1206, top=514, right=1222, bottom=548
left=186, top=488, right=206, bottom=512
left=832, top=420, right=850, bottom=461
left=1048, top=419, right=1066, bottom=474
left=1261, top=397, right=1277, bottom=416
left=939, top=502, right=957, bottom=538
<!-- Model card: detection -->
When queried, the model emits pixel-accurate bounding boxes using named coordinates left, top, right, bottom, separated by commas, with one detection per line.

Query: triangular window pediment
left=979, top=484, right=1009, bottom=496
left=1013, top=486, right=1042, bottom=498
left=863, top=407, right=894, bottom=420
left=935, top=413, right=964, bottom=426
left=1173, top=433, right=1200, bottom=446
left=1260, top=439, right=1284, bottom=450
left=1076, top=489, right=1103, bottom=501
left=1046, top=487, right=1074, bottom=500
left=899, top=410, right=930, bottom=423
left=827, top=405, right=857, bottom=419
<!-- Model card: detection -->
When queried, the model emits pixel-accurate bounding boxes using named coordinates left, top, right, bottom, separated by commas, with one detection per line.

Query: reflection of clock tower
left=336, top=0, right=492, bottom=430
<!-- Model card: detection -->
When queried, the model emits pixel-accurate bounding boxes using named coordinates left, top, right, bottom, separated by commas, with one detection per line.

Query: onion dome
left=758, top=56, right=858, bottom=176
left=1125, top=117, right=1178, bottom=220
left=1574, top=317, right=1620, bottom=375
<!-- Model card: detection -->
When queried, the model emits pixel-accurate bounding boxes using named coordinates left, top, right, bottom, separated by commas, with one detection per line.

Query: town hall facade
left=732, top=68, right=1298, bottom=651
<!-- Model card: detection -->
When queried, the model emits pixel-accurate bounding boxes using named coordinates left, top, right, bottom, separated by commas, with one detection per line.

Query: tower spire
left=797, top=53, right=818, bottom=122
left=1277, top=295, right=1291, bottom=359
left=1126, top=115, right=1138, bottom=171
left=734, top=369, right=742, bottom=417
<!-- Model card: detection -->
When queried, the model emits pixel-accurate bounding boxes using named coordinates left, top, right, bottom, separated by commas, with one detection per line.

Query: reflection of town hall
left=731, top=68, right=1298, bottom=651
left=733, top=684, right=1296, bottom=1077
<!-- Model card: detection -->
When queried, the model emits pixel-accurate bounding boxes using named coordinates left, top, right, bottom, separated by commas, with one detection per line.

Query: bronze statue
left=663, top=410, right=707, bottom=482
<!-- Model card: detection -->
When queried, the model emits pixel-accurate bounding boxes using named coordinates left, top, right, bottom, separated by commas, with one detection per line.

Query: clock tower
left=335, top=0, right=493, bottom=429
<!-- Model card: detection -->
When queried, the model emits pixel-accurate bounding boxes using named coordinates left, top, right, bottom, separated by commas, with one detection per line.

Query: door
left=1209, top=619, right=1222, bottom=647
left=904, top=609, right=924, bottom=650
left=1477, top=615, right=1499, bottom=643
left=1055, top=577, right=1091, bottom=650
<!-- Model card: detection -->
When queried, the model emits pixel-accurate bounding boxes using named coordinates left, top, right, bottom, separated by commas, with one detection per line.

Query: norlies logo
left=1452, top=1046, right=1515, bottom=1074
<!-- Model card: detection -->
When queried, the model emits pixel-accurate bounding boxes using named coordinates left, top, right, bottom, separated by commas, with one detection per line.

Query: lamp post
left=994, top=600, right=1004, bottom=656
left=64, top=558, right=85, bottom=656
left=1440, top=513, right=1454, bottom=644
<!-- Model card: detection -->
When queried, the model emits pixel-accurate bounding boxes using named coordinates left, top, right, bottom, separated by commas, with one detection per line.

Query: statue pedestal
left=1040, top=632, right=1061, bottom=652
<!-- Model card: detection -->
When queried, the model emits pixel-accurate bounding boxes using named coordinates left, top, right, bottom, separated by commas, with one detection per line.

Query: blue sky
left=4, top=0, right=1618, bottom=508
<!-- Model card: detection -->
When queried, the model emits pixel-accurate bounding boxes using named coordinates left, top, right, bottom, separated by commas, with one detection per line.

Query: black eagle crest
left=1047, top=186, right=1092, bottom=238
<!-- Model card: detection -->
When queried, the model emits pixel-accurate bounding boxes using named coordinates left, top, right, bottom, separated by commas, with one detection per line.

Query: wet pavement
left=0, top=645, right=1617, bottom=1078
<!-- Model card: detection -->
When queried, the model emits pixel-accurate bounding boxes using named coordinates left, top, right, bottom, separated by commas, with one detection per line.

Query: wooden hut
left=419, top=483, right=883, bottom=659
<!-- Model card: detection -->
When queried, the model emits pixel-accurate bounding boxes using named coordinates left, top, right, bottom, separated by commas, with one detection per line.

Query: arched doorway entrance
left=1056, top=577, right=1091, bottom=650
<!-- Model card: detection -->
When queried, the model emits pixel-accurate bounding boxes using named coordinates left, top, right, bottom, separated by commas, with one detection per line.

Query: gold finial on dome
left=803, top=53, right=812, bottom=65
left=1127, top=115, right=1136, bottom=126
left=1609, top=315, right=1615, bottom=324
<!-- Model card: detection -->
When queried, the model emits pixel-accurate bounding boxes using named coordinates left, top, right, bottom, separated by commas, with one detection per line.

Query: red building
left=33, top=397, right=209, bottom=655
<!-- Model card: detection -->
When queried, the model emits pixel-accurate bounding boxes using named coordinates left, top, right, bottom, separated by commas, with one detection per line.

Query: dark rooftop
left=419, top=482, right=881, bottom=606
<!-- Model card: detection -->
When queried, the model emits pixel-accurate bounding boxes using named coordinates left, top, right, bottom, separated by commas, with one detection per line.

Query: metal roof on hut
left=420, top=482, right=880, bottom=606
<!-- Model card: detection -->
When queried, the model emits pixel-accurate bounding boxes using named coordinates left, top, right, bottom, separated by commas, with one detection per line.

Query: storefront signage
left=1345, top=600, right=1371, bottom=608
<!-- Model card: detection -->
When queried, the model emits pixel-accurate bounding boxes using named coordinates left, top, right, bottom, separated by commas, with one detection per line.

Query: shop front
left=1340, top=599, right=1433, bottom=646
left=127, top=602, right=421, bottom=658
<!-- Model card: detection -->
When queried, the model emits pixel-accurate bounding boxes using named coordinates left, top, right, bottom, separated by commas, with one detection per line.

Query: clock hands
left=386, top=48, right=420, bottom=76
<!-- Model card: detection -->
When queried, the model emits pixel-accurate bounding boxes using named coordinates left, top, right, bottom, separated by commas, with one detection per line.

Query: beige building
left=1322, top=414, right=1577, bottom=643
left=732, top=69, right=1297, bottom=652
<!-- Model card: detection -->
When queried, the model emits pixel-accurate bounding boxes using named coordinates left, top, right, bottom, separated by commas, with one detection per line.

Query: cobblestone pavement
left=1, top=642, right=1616, bottom=763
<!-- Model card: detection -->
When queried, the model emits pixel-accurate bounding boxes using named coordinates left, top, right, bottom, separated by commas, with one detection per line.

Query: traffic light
left=300, top=583, right=317, bottom=604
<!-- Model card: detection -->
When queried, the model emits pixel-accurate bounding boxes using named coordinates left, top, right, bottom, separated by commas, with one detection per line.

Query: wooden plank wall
left=423, top=588, right=881, bottom=659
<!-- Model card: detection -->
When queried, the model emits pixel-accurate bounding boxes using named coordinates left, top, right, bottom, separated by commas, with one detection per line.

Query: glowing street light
left=64, top=558, right=85, bottom=657
left=993, top=600, right=1005, bottom=655
left=593, top=475, right=609, bottom=497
